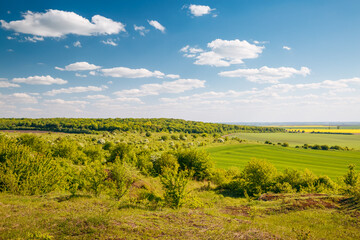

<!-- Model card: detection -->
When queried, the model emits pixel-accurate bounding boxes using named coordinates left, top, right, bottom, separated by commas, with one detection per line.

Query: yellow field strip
left=287, top=129, right=360, bottom=134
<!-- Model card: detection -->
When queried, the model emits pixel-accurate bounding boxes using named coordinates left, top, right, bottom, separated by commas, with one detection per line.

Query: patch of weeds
left=292, top=227, right=311, bottom=240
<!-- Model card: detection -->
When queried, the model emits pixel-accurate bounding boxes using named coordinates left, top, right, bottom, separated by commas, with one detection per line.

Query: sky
left=1, top=0, right=360, bottom=122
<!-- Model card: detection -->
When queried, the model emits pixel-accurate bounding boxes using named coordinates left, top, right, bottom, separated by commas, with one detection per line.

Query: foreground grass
left=1, top=192, right=359, bottom=239
left=231, top=132, right=360, bottom=149
left=207, top=144, right=360, bottom=179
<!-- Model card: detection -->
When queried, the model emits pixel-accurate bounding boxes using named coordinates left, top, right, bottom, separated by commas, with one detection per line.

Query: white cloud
left=0, top=80, right=20, bottom=88
left=44, top=85, right=106, bottom=96
left=44, top=99, right=88, bottom=105
left=24, top=36, right=44, bottom=42
left=73, top=41, right=81, bottom=47
left=114, top=78, right=205, bottom=97
left=166, top=74, right=180, bottom=79
left=183, top=39, right=264, bottom=67
left=147, top=20, right=165, bottom=33
left=0, top=9, right=125, bottom=37
left=75, top=73, right=87, bottom=78
left=12, top=75, right=67, bottom=85
left=101, top=39, right=117, bottom=46
left=10, top=93, right=38, bottom=104
left=219, top=66, right=311, bottom=83
left=55, top=62, right=101, bottom=71
left=7, top=49, right=14, bottom=52
left=134, top=25, right=149, bottom=36
left=85, top=94, right=109, bottom=100
left=101, top=67, right=165, bottom=78
left=89, top=71, right=96, bottom=76
left=188, top=4, right=215, bottom=17
left=283, top=46, right=291, bottom=50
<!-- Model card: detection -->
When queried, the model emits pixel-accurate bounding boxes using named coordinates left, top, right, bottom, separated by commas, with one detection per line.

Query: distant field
left=207, top=144, right=360, bottom=179
left=230, top=132, right=360, bottom=149
left=271, top=125, right=360, bottom=129
left=286, top=129, right=360, bottom=134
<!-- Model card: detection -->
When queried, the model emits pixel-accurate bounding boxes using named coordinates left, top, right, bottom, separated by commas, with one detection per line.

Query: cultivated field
left=207, top=144, right=360, bottom=180
left=230, top=132, right=360, bottom=149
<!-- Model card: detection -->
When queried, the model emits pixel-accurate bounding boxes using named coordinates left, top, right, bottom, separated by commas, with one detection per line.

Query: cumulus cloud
left=0, top=9, right=125, bottom=37
left=283, top=46, right=291, bottom=50
left=75, top=73, right=87, bottom=78
left=12, top=75, right=67, bottom=85
left=24, top=36, right=44, bottom=42
left=188, top=4, right=215, bottom=17
left=44, top=85, right=106, bottom=96
left=73, top=41, right=81, bottom=47
left=114, top=79, right=205, bottom=97
left=147, top=20, right=165, bottom=33
left=166, top=74, right=180, bottom=79
left=0, top=80, right=20, bottom=88
left=10, top=93, right=38, bottom=104
left=44, top=99, right=88, bottom=105
left=101, top=39, right=117, bottom=46
left=134, top=25, right=149, bottom=36
left=101, top=67, right=165, bottom=78
left=219, top=66, right=311, bottom=83
left=183, top=39, right=264, bottom=67
left=55, top=62, right=101, bottom=71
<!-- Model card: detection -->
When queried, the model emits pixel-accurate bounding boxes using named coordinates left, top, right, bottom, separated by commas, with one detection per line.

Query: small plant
left=108, top=159, right=134, bottom=200
left=160, top=169, right=191, bottom=209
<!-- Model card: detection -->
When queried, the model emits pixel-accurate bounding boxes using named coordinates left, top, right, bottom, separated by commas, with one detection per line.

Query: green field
left=207, top=144, right=360, bottom=179
left=230, top=132, right=360, bottom=149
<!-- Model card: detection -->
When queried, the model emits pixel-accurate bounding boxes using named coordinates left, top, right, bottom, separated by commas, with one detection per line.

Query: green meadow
left=207, top=144, right=360, bottom=179
left=230, top=132, right=360, bottom=149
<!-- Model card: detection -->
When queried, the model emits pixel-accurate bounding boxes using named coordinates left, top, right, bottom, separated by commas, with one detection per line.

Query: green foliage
left=0, top=138, right=63, bottom=195
left=152, top=152, right=179, bottom=176
left=343, top=164, right=359, bottom=187
left=52, top=138, right=86, bottom=164
left=108, top=143, right=132, bottom=163
left=81, top=160, right=107, bottom=196
left=241, top=159, right=278, bottom=197
left=0, top=118, right=285, bottom=134
left=160, top=169, right=190, bottom=209
left=108, top=159, right=135, bottom=200
left=175, top=148, right=213, bottom=180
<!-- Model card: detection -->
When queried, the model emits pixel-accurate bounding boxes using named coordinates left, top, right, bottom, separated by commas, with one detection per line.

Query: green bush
left=0, top=139, right=63, bottom=195
left=152, top=152, right=179, bottom=176
left=175, top=148, right=213, bottom=180
left=108, top=159, right=135, bottom=200
left=81, top=160, right=107, bottom=196
left=108, top=143, right=132, bottom=163
left=160, top=169, right=190, bottom=209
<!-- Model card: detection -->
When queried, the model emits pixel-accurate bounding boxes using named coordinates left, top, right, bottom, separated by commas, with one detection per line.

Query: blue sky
left=1, top=0, right=360, bottom=122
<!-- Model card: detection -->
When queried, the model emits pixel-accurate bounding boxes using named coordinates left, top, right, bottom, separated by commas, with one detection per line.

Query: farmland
left=207, top=143, right=360, bottom=180
left=230, top=132, right=360, bottom=149
left=0, top=120, right=360, bottom=239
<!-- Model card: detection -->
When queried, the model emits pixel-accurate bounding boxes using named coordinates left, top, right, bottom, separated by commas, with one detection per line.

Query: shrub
left=160, top=135, right=168, bottom=141
left=152, top=152, right=179, bottom=176
left=108, top=159, right=135, bottom=200
left=343, top=164, right=359, bottom=187
left=320, top=145, right=329, bottom=150
left=241, top=159, right=278, bottom=197
left=145, top=132, right=151, bottom=137
left=108, top=143, right=132, bottom=163
left=81, top=160, right=107, bottom=196
left=175, top=148, right=213, bottom=180
left=0, top=139, right=63, bottom=195
left=160, top=169, right=190, bottom=209
left=282, top=142, right=289, bottom=147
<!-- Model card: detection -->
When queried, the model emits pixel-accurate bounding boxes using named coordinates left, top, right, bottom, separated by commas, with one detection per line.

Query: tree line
left=0, top=118, right=285, bottom=134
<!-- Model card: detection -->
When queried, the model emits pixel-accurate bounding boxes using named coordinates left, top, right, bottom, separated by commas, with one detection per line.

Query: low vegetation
left=0, top=121, right=359, bottom=239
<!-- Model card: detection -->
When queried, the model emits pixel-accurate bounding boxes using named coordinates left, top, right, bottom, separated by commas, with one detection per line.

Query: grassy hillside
left=230, top=132, right=360, bottom=149
left=207, top=144, right=360, bottom=179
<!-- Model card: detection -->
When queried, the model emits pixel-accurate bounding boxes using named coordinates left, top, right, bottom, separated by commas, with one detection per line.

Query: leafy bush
left=152, top=152, right=179, bottom=176
left=108, top=143, right=132, bottom=163
left=160, top=169, right=190, bottom=209
left=108, top=159, right=135, bottom=200
left=175, top=148, right=213, bottom=180
left=81, top=160, right=107, bottom=196
left=0, top=139, right=63, bottom=195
